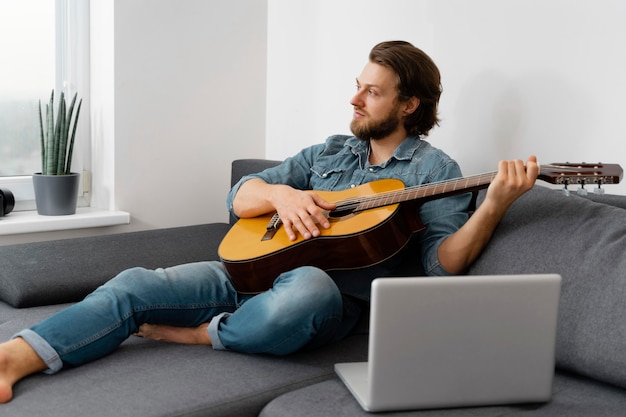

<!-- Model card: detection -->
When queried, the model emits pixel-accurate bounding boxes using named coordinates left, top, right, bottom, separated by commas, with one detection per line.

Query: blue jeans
left=14, top=262, right=362, bottom=374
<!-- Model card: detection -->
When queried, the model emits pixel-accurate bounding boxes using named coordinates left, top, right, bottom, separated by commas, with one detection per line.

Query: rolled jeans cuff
left=208, top=312, right=231, bottom=351
left=13, top=329, right=63, bottom=374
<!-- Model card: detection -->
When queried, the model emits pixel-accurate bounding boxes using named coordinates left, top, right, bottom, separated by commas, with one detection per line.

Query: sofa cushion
left=0, top=300, right=369, bottom=417
left=577, top=190, right=626, bottom=210
left=0, top=223, right=231, bottom=308
left=259, top=372, right=626, bottom=417
left=469, top=185, right=626, bottom=389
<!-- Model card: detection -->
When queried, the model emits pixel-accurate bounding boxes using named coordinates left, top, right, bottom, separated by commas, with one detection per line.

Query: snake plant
left=38, top=89, right=82, bottom=175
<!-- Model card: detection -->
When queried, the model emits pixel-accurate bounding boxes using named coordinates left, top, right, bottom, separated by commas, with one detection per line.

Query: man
left=0, top=41, right=537, bottom=403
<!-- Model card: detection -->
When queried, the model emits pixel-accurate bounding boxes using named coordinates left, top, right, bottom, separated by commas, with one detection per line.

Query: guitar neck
left=352, top=172, right=496, bottom=212
left=338, top=162, right=623, bottom=213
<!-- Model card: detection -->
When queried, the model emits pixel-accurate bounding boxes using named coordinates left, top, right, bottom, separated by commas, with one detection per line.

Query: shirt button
left=322, top=173, right=327, bottom=178
left=369, top=168, right=375, bottom=172
left=351, top=184, right=356, bottom=188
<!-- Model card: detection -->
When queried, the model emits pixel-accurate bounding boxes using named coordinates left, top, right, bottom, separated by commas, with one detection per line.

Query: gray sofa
left=1, top=159, right=626, bottom=416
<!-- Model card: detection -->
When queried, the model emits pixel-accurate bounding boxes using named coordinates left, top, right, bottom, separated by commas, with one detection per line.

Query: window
left=0, top=0, right=89, bottom=211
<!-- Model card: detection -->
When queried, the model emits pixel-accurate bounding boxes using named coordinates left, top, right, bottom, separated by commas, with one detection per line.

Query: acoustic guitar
left=219, top=163, right=623, bottom=293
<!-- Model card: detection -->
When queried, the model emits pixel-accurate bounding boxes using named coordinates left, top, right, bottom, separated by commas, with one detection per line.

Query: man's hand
left=270, top=185, right=336, bottom=241
left=482, top=156, right=539, bottom=215
left=233, top=178, right=336, bottom=241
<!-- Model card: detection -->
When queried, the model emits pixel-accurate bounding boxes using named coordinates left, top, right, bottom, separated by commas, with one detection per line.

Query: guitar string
left=333, top=171, right=498, bottom=212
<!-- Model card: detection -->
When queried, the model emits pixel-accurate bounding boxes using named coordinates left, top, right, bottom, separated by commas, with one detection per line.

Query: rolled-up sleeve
left=226, top=145, right=325, bottom=220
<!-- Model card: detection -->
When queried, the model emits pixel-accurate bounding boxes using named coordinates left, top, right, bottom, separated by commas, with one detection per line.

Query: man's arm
left=232, top=178, right=336, bottom=241
left=436, top=156, right=539, bottom=274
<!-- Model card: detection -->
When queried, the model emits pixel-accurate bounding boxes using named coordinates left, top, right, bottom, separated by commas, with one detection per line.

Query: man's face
left=350, top=62, right=403, bottom=140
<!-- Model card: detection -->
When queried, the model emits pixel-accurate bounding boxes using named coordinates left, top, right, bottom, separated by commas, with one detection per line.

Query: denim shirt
left=227, top=135, right=471, bottom=298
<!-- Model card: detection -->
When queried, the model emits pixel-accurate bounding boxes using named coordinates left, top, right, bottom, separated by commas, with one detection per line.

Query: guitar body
left=219, top=179, right=424, bottom=293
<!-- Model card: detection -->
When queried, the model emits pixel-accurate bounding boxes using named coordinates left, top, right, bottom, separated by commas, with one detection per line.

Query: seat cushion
left=0, top=301, right=369, bottom=417
left=0, top=223, right=231, bottom=308
left=259, top=372, right=626, bottom=417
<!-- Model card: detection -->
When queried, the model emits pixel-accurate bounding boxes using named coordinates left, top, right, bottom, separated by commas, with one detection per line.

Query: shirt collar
left=345, top=135, right=424, bottom=165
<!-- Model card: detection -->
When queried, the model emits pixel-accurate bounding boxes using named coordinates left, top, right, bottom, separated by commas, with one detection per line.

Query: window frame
left=0, top=0, right=90, bottom=212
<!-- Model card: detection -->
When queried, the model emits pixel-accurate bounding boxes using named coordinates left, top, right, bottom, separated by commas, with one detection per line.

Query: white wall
left=4, top=0, right=267, bottom=245
left=112, top=0, right=267, bottom=230
left=267, top=0, right=626, bottom=195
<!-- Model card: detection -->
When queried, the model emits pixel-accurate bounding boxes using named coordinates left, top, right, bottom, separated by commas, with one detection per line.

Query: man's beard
left=350, top=104, right=402, bottom=141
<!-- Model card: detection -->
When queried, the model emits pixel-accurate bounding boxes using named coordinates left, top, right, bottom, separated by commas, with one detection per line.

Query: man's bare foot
left=0, top=347, right=12, bottom=403
left=134, top=323, right=211, bottom=345
left=0, top=338, right=47, bottom=403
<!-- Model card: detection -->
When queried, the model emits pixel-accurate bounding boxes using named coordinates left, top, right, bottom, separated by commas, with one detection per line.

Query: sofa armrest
left=0, top=223, right=231, bottom=308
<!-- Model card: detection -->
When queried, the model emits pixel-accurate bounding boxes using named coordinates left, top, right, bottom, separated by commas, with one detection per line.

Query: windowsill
left=0, top=208, right=130, bottom=236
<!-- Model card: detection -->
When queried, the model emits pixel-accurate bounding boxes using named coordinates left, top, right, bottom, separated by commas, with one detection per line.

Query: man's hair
left=369, top=41, right=442, bottom=137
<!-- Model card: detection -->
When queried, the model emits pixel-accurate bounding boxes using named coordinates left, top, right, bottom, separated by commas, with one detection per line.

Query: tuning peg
left=562, top=183, right=570, bottom=196
left=577, top=184, right=588, bottom=196
left=594, top=183, right=605, bottom=195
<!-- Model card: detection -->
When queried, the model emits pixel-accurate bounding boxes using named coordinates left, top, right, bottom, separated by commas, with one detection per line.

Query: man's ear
left=403, top=96, right=420, bottom=115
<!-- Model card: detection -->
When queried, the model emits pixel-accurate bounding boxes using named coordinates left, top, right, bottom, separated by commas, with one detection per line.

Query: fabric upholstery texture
left=469, top=185, right=626, bottom=389
left=0, top=301, right=368, bottom=417
left=259, top=374, right=626, bottom=417
left=0, top=223, right=231, bottom=308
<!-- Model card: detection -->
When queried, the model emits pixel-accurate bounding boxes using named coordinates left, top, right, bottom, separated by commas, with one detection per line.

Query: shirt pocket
left=309, top=164, right=345, bottom=191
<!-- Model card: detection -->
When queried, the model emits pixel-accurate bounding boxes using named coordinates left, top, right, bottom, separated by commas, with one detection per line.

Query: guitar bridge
left=262, top=213, right=282, bottom=241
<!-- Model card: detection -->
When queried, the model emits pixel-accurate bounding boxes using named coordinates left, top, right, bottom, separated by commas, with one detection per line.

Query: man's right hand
left=270, top=185, right=336, bottom=241
left=233, top=179, right=336, bottom=241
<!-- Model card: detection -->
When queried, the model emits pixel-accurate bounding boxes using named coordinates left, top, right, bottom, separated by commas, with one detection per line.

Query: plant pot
left=32, top=172, right=80, bottom=216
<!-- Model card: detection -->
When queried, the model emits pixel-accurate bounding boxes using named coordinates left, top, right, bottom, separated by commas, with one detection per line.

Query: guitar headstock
left=539, top=163, right=623, bottom=186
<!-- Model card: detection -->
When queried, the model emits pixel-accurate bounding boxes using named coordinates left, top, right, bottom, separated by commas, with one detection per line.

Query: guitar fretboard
left=335, top=171, right=498, bottom=213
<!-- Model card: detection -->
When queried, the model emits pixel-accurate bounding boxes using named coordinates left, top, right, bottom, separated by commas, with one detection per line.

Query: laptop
left=335, top=274, right=561, bottom=412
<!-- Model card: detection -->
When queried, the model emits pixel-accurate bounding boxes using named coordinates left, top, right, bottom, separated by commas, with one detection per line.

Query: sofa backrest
left=229, top=159, right=282, bottom=224
left=0, top=223, right=231, bottom=308
left=469, top=185, right=626, bottom=389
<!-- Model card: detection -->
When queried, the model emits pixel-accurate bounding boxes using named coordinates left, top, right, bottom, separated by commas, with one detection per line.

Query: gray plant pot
left=32, top=172, right=80, bottom=216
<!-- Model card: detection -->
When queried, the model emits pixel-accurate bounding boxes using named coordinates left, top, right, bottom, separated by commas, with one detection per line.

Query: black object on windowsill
left=0, top=188, right=15, bottom=217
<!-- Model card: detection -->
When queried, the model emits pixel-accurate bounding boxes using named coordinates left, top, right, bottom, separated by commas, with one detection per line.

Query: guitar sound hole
left=328, top=209, right=356, bottom=219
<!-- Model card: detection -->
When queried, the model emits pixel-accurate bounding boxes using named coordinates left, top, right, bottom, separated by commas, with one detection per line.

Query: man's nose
left=350, top=90, right=365, bottom=107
